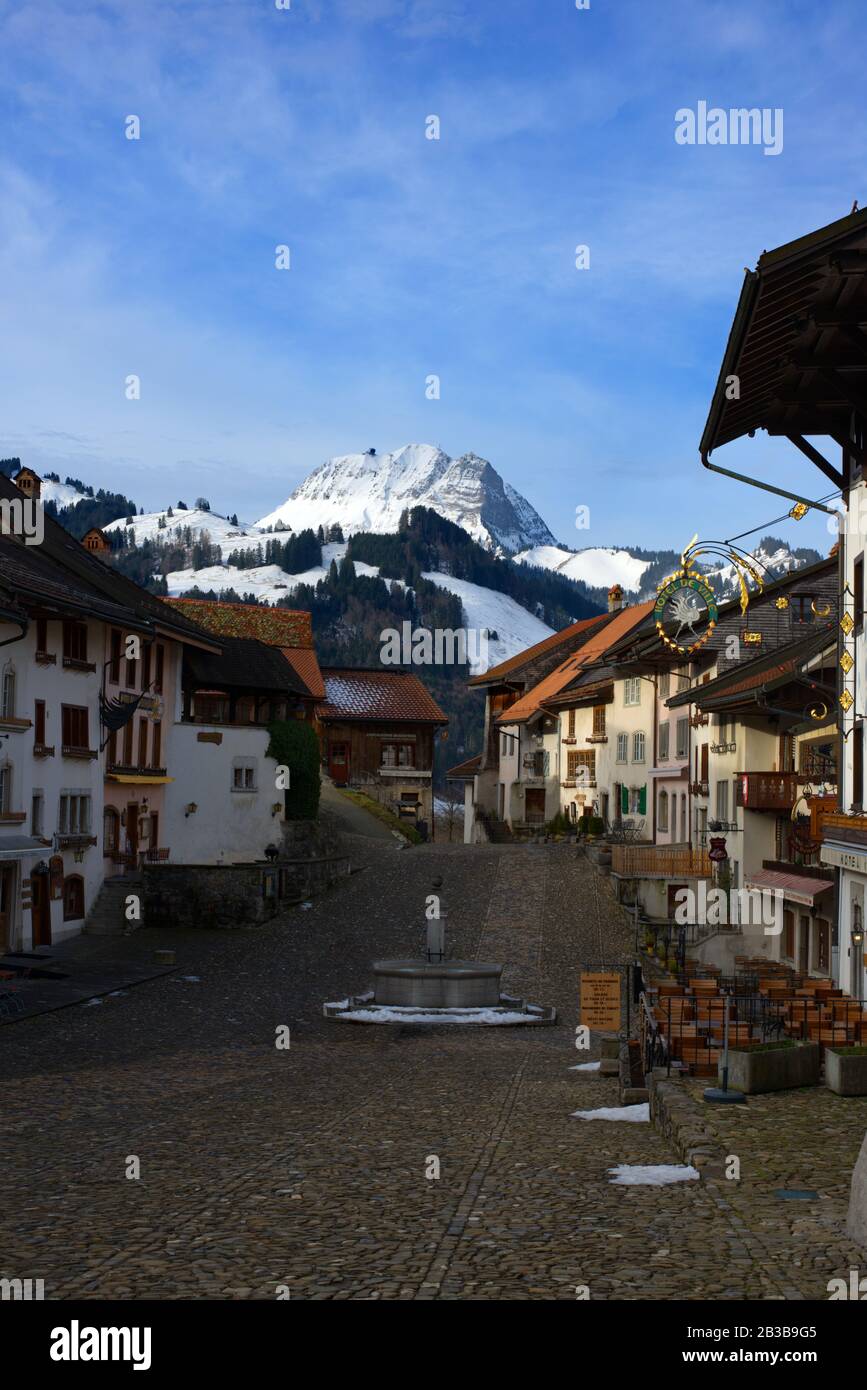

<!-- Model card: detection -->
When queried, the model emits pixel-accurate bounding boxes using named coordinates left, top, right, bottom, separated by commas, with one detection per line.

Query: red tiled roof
left=163, top=597, right=313, bottom=648
left=467, top=612, right=611, bottom=686
left=499, top=602, right=655, bottom=724
left=317, top=668, right=448, bottom=724
left=281, top=647, right=325, bottom=700
left=446, top=753, right=481, bottom=779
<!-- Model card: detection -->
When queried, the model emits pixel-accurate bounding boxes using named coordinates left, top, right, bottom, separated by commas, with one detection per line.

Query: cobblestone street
left=2, top=843, right=865, bottom=1301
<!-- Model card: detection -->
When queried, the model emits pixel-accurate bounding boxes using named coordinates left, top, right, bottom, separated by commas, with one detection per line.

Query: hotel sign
left=821, top=844, right=867, bottom=874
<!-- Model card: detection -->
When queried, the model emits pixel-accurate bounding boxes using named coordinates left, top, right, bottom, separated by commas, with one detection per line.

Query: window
left=34, top=700, right=46, bottom=745
left=381, top=742, right=413, bottom=768
left=122, top=718, right=134, bottom=766
left=1, top=664, right=15, bottom=719
left=855, top=556, right=864, bottom=631
left=31, top=791, right=44, bottom=837
left=62, top=620, right=88, bottom=663
left=63, top=874, right=85, bottom=921
left=531, top=749, right=549, bottom=777
left=59, top=793, right=91, bottom=835
left=675, top=717, right=689, bottom=759
left=855, top=722, right=864, bottom=809
left=659, top=672, right=670, bottom=700
left=125, top=640, right=139, bottom=689
left=154, top=644, right=165, bottom=693
left=623, top=678, right=641, bottom=706
left=592, top=705, right=606, bottom=737
left=0, top=763, right=11, bottom=813
left=567, top=749, right=595, bottom=783
left=36, top=616, right=48, bottom=654
left=716, top=780, right=729, bottom=822
left=658, top=721, right=670, bottom=760
left=658, top=789, right=669, bottom=832
left=568, top=708, right=575, bottom=738
left=232, top=760, right=257, bottom=791
left=193, top=694, right=228, bottom=723
left=138, top=717, right=148, bottom=769
left=110, top=629, right=122, bottom=684
left=103, top=805, right=119, bottom=854
left=143, top=642, right=152, bottom=691
left=616, top=732, right=628, bottom=763
left=632, top=731, right=646, bottom=762
left=717, top=712, right=729, bottom=743
left=61, top=705, right=89, bottom=750
left=627, top=785, right=646, bottom=815
left=151, top=721, right=162, bottom=769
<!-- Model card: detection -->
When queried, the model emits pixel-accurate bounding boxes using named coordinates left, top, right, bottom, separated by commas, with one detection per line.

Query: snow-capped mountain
left=256, top=443, right=558, bottom=554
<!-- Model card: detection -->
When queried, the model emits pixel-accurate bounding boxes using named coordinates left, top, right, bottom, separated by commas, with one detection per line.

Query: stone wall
left=143, top=822, right=351, bottom=930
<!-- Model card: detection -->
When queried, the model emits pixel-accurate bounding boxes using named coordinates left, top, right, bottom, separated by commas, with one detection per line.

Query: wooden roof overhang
left=666, top=633, right=836, bottom=729
left=541, top=679, right=615, bottom=712
left=701, top=207, right=867, bottom=508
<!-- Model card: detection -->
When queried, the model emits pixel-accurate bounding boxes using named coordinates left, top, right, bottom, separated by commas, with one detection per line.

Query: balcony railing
left=611, top=843, right=713, bottom=879
left=736, top=772, right=799, bottom=811
left=690, top=780, right=709, bottom=797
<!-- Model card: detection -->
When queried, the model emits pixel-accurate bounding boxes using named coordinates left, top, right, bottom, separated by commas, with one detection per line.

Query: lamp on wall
left=271, top=802, right=283, bottom=817
left=184, top=802, right=198, bottom=818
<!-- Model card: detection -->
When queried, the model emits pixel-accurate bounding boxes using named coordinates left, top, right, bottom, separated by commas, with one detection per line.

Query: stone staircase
left=85, top=874, right=145, bottom=936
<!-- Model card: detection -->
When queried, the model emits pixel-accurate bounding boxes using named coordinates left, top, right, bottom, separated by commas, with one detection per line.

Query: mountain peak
left=255, top=444, right=557, bottom=552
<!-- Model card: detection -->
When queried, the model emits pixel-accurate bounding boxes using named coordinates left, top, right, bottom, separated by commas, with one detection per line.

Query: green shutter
left=639, top=785, right=647, bottom=815
left=621, top=784, right=629, bottom=815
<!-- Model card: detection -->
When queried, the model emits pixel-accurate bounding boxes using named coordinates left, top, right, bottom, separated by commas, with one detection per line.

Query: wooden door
left=126, top=801, right=139, bottom=861
left=329, top=742, right=349, bottom=785
left=30, top=869, right=51, bottom=947
left=799, top=914, right=810, bottom=974
left=0, top=866, right=14, bottom=951
left=525, top=789, right=546, bottom=825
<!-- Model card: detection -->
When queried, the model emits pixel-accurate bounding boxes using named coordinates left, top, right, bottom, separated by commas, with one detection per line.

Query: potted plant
left=587, top=815, right=604, bottom=839
left=825, top=1045, right=867, bottom=1096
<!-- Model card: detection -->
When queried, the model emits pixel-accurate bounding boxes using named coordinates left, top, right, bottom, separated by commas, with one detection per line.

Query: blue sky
left=0, top=0, right=864, bottom=554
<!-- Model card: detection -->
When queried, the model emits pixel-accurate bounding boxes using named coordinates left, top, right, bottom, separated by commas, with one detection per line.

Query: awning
left=647, top=765, right=689, bottom=779
left=106, top=775, right=175, bottom=785
left=0, top=836, right=50, bottom=860
left=744, top=869, right=834, bottom=907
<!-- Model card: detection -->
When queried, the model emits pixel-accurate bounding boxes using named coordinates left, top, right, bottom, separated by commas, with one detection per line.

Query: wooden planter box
left=826, top=1047, right=867, bottom=1096
left=721, top=1042, right=820, bottom=1094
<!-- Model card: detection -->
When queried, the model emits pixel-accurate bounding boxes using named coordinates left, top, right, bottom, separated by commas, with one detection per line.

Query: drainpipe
left=700, top=450, right=837, bottom=515
left=0, top=607, right=28, bottom=649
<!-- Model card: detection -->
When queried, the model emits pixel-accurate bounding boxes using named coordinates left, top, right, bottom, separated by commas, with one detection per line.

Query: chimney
left=607, top=583, right=624, bottom=613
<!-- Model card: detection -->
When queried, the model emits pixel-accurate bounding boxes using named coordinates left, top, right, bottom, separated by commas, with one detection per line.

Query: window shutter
left=621, top=784, right=628, bottom=815
left=639, top=784, right=647, bottom=815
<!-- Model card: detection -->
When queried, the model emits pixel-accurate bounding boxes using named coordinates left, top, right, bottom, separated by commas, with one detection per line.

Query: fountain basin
left=373, top=958, right=503, bottom=1008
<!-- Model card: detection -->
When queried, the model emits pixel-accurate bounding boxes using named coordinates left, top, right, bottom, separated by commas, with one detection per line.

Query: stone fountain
left=324, top=877, right=555, bottom=1025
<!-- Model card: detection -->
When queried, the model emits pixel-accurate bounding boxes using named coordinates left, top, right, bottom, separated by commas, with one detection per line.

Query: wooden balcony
left=736, top=772, right=799, bottom=811
left=611, top=843, right=713, bottom=879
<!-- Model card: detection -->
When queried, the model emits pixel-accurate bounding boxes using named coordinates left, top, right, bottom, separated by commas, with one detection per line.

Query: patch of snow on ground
left=571, top=1104, right=650, bottom=1122
left=608, top=1164, right=700, bottom=1186
left=569, top=1060, right=601, bottom=1072
left=325, top=1002, right=536, bottom=1025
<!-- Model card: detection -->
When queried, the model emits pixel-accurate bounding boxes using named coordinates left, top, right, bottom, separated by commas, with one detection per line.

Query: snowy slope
left=104, top=506, right=266, bottom=553
left=256, top=443, right=557, bottom=553
left=420, top=572, right=554, bottom=673
left=40, top=478, right=88, bottom=509
left=514, top=545, right=652, bottom=592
